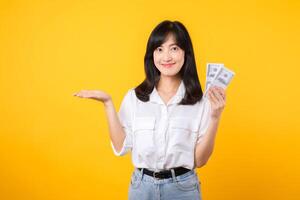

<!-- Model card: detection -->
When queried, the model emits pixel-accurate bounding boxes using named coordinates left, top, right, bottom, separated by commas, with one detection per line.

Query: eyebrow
left=160, top=43, right=178, bottom=47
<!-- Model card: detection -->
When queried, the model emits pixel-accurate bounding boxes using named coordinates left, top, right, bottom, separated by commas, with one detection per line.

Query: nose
left=162, top=51, right=172, bottom=62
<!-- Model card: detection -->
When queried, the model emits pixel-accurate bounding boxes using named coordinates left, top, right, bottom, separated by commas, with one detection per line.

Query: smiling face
left=153, top=33, right=185, bottom=78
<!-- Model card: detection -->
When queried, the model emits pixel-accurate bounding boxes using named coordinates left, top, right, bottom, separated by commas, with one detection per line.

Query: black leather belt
left=138, top=167, right=191, bottom=179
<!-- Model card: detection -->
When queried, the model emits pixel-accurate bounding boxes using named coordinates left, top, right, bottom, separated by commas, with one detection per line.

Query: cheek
left=175, top=53, right=184, bottom=66
left=153, top=54, right=163, bottom=68
left=178, top=52, right=185, bottom=61
left=172, top=51, right=184, bottom=62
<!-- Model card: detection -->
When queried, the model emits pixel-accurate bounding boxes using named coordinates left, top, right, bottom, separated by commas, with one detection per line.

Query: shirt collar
left=149, top=80, right=185, bottom=105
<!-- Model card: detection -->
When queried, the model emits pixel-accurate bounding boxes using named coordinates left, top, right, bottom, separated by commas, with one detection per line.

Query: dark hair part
left=135, top=20, right=204, bottom=105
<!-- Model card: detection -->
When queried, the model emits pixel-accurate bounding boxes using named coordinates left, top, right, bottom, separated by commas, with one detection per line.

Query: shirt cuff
left=110, top=136, right=131, bottom=156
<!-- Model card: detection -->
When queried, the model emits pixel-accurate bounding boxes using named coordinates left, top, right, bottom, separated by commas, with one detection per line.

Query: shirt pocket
left=133, top=117, right=156, bottom=154
left=168, top=117, right=199, bottom=153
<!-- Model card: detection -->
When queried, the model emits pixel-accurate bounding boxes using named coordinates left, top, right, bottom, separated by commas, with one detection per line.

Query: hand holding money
left=207, top=86, right=226, bottom=120
left=204, top=62, right=234, bottom=119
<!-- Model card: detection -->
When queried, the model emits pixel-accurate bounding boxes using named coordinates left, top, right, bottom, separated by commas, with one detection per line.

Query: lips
left=162, top=63, right=175, bottom=67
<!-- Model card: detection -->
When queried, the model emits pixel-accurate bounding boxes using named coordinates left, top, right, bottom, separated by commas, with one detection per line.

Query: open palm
left=73, top=90, right=111, bottom=103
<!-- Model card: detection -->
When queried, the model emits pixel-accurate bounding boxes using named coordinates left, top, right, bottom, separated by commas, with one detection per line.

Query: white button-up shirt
left=111, top=80, right=211, bottom=171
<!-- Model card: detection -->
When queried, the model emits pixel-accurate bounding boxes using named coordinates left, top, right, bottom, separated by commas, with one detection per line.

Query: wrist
left=104, top=99, right=113, bottom=107
left=210, top=116, right=221, bottom=123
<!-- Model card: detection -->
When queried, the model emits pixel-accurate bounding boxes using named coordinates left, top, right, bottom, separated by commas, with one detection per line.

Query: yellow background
left=1, top=0, right=299, bottom=199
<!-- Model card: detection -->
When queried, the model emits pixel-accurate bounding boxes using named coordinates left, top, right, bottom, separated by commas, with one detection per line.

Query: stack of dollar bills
left=205, top=63, right=235, bottom=96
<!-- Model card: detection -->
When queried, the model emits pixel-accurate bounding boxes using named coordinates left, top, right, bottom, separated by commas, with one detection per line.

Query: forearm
left=194, top=117, right=221, bottom=168
left=103, top=100, right=126, bottom=153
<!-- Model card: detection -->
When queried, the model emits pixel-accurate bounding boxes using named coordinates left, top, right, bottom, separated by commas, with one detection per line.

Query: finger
left=217, top=88, right=225, bottom=99
left=215, top=87, right=226, bottom=102
left=214, top=88, right=226, bottom=108
left=77, top=90, right=88, bottom=98
left=211, top=88, right=225, bottom=104
left=220, top=89, right=226, bottom=102
left=210, top=88, right=221, bottom=101
left=209, top=89, right=224, bottom=109
left=208, top=90, right=218, bottom=106
left=77, top=92, right=85, bottom=97
left=216, top=88, right=225, bottom=99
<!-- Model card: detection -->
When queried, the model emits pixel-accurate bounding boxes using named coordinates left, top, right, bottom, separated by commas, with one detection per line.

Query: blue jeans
left=128, top=168, right=202, bottom=200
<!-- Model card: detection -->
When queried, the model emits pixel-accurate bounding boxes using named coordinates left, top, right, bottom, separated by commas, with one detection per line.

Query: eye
left=171, top=46, right=179, bottom=51
left=156, top=47, right=163, bottom=52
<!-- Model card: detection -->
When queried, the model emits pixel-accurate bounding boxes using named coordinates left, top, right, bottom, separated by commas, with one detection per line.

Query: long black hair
left=135, top=20, right=204, bottom=105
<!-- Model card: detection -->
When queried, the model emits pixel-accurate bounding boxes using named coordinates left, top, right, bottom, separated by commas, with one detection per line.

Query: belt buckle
left=153, top=171, right=160, bottom=179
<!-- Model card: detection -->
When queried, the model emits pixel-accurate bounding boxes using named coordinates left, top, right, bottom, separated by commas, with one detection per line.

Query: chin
left=160, top=71, right=179, bottom=77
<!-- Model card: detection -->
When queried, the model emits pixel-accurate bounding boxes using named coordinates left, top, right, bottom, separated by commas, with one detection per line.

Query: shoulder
left=127, top=87, right=136, bottom=98
left=122, top=87, right=137, bottom=103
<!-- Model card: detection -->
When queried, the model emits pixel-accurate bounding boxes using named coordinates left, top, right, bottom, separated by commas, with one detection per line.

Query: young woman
left=73, top=20, right=226, bottom=200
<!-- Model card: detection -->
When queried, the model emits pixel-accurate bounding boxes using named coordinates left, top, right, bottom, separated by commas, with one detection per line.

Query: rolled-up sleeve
left=196, top=97, right=211, bottom=144
left=110, top=89, right=134, bottom=156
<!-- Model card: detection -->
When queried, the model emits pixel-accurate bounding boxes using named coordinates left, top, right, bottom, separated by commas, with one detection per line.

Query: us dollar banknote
left=211, top=66, right=235, bottom=88
left=205, top=63, right=235, bottom=95
left=206, top=63, right=224, bottom=90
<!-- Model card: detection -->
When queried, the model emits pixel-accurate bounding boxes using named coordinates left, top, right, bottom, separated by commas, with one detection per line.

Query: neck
left=157, top=75, right=181, bottom=93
